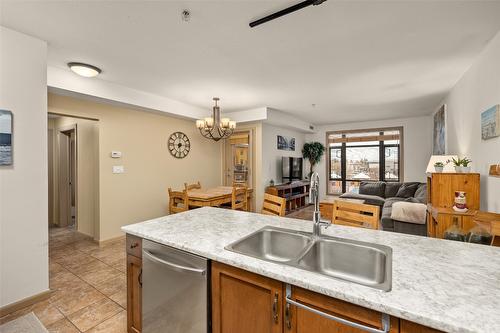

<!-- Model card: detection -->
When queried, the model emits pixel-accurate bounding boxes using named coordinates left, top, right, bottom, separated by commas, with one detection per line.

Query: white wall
left=441, top=31, right=500, bottom=212
left=0, top=27, right=49, bottom=307
left=305, top=116, right=432, bottom=200
left=262, top=124, right=306, bottom=188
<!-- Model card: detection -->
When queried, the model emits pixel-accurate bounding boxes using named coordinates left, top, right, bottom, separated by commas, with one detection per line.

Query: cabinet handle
left=272, top=292, right=279, bottom=323
left=138, top=269, right=143, bottom=287
left=285, top=302, right=292, bottom=330
left=285, top=284, right=390, bottom=333
left=130, top=242, right=139, bottom=249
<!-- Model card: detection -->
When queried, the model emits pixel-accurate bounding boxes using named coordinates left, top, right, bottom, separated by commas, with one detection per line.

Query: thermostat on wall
left=111, top=151, right=122, bottom=158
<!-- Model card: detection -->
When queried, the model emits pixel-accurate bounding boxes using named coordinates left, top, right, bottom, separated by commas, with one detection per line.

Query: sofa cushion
left=395, top=182, right=420, bottom=198
left=385, top=182, right=402, bottom=198
left=359, top=181, right=386, bottom=198
left=338, top=193, right=385, bottom=207
left=414, top=184, right=427, bottom=203
left=391, top=202, right=427, bottom=224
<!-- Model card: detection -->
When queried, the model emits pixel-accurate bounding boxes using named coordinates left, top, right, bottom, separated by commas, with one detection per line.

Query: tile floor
left=0, top=227, right=127, bottom=332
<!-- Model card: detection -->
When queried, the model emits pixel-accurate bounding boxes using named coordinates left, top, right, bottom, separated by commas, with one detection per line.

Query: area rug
left=0, top=312, right=48, bottom=333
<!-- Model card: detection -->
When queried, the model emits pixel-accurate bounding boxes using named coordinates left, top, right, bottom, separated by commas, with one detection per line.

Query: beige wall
left=48, top=116, right=99, bottom=238
left=48, top=93, right=223, bottom=241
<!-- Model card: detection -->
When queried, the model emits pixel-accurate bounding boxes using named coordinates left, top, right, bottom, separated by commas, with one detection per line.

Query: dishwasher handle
left=143, top=249, right=206, bottom=275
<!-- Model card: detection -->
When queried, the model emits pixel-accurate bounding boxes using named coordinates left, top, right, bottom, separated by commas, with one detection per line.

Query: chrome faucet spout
left=309, top=172, right=330, bottom=238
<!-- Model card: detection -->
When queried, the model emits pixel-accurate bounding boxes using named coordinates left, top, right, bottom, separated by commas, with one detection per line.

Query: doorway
left=47, top=113, right=99, bottom=238
left=224, top=130, right=253, bottom=188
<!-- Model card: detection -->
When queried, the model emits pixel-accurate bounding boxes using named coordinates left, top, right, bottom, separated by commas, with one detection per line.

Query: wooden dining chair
left=262, top=193, right=287, bottom=217
left=230, top=186, right=248, bottom=211
left=168, top=188, right=188, bottom=214
left=184, top=181, right=201, bottom=191
left=332, top=201, right=380, bottom=230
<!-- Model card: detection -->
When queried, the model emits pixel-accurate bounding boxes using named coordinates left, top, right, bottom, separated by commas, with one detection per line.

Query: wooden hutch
left=427, top=172, right=480, bottom=238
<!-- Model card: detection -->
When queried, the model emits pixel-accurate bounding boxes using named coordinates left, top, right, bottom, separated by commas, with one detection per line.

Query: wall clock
left=168, top=132, right=191, bottom=159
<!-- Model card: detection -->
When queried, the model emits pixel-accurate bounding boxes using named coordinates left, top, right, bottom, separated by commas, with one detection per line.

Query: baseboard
left=95, top=234, right=125, bottom=247
left=0, top=289, right=54, bottom=317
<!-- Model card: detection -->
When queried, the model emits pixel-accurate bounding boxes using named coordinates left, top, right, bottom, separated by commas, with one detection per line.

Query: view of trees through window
left=327, top=129, right=401, bottom=194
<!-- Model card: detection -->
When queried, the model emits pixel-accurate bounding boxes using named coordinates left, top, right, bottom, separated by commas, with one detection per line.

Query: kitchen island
left=122, top=207, right=500, bottom=333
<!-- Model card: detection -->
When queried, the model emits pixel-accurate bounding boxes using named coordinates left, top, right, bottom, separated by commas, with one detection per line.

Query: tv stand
left=265, top=180, right=310, bottom=214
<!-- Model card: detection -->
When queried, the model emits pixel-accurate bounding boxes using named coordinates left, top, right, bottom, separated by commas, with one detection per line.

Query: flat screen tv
left=282, top=157, right=303, bottom=181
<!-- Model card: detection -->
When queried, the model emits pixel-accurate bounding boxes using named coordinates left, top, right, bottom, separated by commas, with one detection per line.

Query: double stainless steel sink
left=225, top=226, right=392, bottom=291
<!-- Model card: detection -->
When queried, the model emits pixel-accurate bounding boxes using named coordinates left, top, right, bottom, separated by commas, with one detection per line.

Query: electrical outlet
left=112, top=165, right=125, bottom=174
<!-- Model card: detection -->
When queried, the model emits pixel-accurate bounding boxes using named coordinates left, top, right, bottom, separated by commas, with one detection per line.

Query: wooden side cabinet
left=126, top=234, right=142, bottom=333
left=211, top=262, right=283, bottom=333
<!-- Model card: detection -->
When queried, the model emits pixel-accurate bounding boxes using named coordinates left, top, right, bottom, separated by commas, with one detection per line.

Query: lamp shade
left=426, top=155, right=458, bottom=174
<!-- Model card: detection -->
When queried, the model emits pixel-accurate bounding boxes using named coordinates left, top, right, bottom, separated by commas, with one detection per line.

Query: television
left=282, top=157, right=303, bottom=181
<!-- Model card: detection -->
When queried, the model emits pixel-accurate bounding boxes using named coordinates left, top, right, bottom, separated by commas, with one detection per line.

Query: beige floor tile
left=79, top=266, right=122, bottom=287
left=86, top=310, right=126, bottom=333
left=52, top=285, right=106, bottom=317
left=67, top=298, right=122, bottom=332
left=111, top=257, right=126, bottom=273
left=46, top=318, right=80, bottom=333
left=63, top=256, right=108, bottom=277
left=27, top=300, right=66, bottom=327
left=50, top=270, right=82, bottom=291
left=109, top=289, right=127, bottom=309
left=73, top=239, right=100, bottom=253
left=97, top=251, right=126, bottom=266
left=94, top=274, right=126, bottom=297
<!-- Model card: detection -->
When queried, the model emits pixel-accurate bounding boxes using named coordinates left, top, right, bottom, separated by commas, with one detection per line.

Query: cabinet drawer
left=126, top=234, right=142, bottom=258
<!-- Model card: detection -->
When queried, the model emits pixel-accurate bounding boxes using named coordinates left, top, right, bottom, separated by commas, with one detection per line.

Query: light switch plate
left=111, top=151, right=122, bottom=158
left=113, top=165, right=125, bottom=174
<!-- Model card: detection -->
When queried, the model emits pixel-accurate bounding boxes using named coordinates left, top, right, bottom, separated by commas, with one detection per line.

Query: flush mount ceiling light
left=196, top=98, right=236, bottom=142
left=67, top=62, right=101, bottom=77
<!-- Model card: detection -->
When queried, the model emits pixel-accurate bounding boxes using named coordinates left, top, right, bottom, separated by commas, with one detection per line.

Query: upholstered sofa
left=339, top=181, right=427, bottom=236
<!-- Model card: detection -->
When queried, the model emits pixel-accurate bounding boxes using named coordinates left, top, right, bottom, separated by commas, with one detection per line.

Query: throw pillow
left=395, top=182, right=419, bottom=198
left=359, top=181, right=386, bottom=198
left=414, top=184, right=427, bottom=203
left=385, top=182, right=402, bottom=198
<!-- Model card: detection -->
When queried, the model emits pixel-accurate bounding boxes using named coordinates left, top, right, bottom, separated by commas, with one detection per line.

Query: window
left=327, top=128, right=403, bottom=195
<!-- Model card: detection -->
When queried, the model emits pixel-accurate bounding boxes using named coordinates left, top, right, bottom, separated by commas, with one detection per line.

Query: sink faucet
left=309, top=172, right=330, bottom=238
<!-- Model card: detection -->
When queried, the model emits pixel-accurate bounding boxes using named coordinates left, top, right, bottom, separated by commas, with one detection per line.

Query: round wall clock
left=168, top=132, right=191, bottom=159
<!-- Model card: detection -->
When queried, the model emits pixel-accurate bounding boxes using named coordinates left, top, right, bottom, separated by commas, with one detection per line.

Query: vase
left=444, top=217, right=466, bottom=242
left=434, top=166, right=444, bottom=173
left=454, top=166, right=462, bottom=173
left=462, top=166, right=471, bottom=173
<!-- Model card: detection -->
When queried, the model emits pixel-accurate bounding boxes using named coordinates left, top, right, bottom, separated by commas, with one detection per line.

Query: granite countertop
left=122, top=207, right=500, bottom=333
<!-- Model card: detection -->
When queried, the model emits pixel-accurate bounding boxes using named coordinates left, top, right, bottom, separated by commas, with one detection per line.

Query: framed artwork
left=481, top=105, right=500, bottom=140
left=433, top=105, right=446, bottom=155
left=0, top=110, right=12, bottom=166
left=277, top=135, right=295, bottom=151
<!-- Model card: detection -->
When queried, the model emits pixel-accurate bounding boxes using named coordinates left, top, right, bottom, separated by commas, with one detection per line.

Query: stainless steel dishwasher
left=142, top=239, right=210, bottom=333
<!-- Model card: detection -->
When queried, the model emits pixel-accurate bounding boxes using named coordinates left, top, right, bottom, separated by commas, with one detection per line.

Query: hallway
left=0, top=227, right=127, bottom=332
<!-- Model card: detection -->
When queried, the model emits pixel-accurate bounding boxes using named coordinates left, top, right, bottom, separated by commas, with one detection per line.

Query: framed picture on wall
left=277, top=135, right=295, bottom=151
left=0, top=110, right=13, bottom=166
left=433, top=104, right=446, bottom=155
left=481, top=105, right=500, bottom=140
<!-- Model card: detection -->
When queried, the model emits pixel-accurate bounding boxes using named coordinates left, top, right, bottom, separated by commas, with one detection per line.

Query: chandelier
left=196, top=97, right=236, bottom=141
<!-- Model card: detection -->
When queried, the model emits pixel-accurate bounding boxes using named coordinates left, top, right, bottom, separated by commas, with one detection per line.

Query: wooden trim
left=0, top=289, right=54, bottom=317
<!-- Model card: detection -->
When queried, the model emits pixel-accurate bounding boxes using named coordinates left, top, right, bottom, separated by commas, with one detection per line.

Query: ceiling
left=2, top=1, right=500, bottom=124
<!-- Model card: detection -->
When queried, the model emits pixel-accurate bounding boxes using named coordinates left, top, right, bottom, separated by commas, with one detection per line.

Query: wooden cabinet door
left=127, top=254, right=142, bottom=333
left=400, top=320, right=443, bottom=333
left=212, top=262, right=283, bottom=333
left=285, top=286, right=399, bottom=333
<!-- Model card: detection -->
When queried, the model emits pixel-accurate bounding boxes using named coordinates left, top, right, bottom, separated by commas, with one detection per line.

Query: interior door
left=224, top=131, right=252, bottom=188
left=58, top=131, right=71, bottom=227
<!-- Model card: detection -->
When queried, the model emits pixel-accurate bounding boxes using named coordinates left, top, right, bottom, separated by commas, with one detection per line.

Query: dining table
left=187, top=186, right=253, bottom=211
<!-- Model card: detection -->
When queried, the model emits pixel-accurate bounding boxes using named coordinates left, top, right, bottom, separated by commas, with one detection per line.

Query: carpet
left=0, top=312, right=48, bottom=333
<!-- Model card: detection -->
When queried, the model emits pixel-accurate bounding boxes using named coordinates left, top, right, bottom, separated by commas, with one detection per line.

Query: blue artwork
left=433, top=105, right=446, bottom=155
left=0, top=110, right=12, bottom=165
left=481, top=105, right=500, bottom=140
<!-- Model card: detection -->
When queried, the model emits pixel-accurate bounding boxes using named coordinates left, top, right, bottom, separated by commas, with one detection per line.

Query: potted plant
left=434, top=161, right=445, bottom=173
left=461, top=157, right=472, bottom=173
left=449, top=157, right=472, bottom=173
left=302, top=142, right=325, bottom=177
